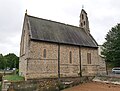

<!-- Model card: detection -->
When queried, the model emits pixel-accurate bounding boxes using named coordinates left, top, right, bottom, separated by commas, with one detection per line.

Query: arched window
left=87, top=53, right=91, bottom=64
left=81, top=23, right=83, bottom=27
left=82, top=14, right=84, bottom=20
left=84, top=21, right=85, bottom=25
left=70, top=51, right=72, bottom=63
left=43, top=49, right=46, bottom=58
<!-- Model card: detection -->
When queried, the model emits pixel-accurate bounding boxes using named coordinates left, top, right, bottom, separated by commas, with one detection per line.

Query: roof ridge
left=27, top=14, right=83, bottom=30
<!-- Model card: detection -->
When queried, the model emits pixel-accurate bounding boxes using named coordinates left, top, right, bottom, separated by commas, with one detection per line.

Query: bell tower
left=80, top=9, right=90, bottom=33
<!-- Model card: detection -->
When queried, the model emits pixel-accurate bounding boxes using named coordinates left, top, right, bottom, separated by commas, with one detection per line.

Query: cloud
left=0, top=0, right=120, bottom=55
left=0, top=0, right=24, bottom=56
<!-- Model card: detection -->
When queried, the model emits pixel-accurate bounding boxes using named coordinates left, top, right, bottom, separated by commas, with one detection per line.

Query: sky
left=0, top=0, right=120, bottom=56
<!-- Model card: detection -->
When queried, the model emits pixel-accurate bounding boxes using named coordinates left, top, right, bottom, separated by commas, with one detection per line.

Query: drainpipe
left=58, top=44, right=60, bottom=80
left=79, top=46, right=82, bottom=77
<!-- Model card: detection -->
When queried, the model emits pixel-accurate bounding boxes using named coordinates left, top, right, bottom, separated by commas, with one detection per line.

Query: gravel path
left=62, top=82, right=120, bottom=91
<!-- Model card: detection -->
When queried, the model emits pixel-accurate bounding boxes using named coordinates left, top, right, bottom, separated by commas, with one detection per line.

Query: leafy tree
left=102, top=24, right=120, bottom=66
left=0, top=54, right=6, bottom=69
left=4, top=53, right=19, bottom=69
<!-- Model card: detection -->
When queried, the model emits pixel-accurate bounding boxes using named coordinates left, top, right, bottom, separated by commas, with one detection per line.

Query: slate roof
left=27, top=15, right=98, bottom=48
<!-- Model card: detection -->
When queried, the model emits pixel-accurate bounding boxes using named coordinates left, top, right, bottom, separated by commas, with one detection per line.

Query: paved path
left=62, top=82, right=120, bottom=91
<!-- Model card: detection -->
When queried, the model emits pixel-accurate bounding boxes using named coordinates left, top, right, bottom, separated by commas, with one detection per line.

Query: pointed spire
left=25, top=9, right=27, bottom=15
left=82, top=5, right=84, bottom=9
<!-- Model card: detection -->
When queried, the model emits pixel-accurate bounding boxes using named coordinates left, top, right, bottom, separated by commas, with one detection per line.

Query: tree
left=0, top=54, right=6, bottom=69
left=4, top=53, right=19, bottom=69
left=102, top=24, right=120, bottom=66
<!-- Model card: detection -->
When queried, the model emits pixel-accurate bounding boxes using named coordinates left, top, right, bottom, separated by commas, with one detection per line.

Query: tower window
left=70, top=51, right=72, bottom=63
left=84, top=21, right=85, bottom=25
left=82, top=14, right=84, bottom=20
left=81, top=23, right=83, bottom=27
left=87, top=53, right=91, bottom=64
left=43, top=49, right=46, bottom=58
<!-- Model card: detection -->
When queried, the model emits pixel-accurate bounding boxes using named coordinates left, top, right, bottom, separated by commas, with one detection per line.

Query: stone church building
left=19, top=9, right=106, bottom=80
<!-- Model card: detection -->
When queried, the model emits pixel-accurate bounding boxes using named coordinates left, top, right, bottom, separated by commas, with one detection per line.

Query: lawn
left=3, top=75, right=24, bottom=82
left=0, top=82, right=1, bottom=91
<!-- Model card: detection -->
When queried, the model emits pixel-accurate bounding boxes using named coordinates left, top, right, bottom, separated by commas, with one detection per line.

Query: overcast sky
left=0, top=0, right=120, bottom=56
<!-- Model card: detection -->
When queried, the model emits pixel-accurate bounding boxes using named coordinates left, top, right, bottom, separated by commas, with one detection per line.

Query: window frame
left=69, top=51, right=72, bottom=63
left=82, top=14, right=84, bottom=20
left=43, top=49, right=46, bottom=58
left=87, top=53, right=91, bottom=64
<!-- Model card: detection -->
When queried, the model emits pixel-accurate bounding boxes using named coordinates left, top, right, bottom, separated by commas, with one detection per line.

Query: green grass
left=3, top=75, right=24, bottom=82
left=0, top=82, right=1, bottom=91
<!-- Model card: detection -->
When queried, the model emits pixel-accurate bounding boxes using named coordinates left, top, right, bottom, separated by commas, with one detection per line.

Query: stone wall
left=26, top=42, right=80, bottom=79
left=26, top=42, right=82, bottom=79
left=60, top=45, right=80, bottom=77
left=2, top=77, right=92, bottom=91
left=81, top=48, right=100, bottom=76
left=19, top=17, right=29, bottom=78
left=26, top=41, right=58, bottom=79
left=19, top=56, right=27, bottom=77
left=25, top=41, right=106, bottom=79
left=20, top=37, right=106, bottom=79
left=98, top=56, right=106, bottom=75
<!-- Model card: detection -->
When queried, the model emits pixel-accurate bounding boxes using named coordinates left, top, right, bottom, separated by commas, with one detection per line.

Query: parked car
left=112, top=67, right=120, bottom=74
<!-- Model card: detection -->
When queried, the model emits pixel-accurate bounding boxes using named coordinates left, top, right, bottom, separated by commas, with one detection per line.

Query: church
left=19, top=9, right=106, bottom=80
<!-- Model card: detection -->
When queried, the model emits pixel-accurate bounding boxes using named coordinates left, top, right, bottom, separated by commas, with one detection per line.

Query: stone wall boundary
left=2, top=76, right=94, bottom=91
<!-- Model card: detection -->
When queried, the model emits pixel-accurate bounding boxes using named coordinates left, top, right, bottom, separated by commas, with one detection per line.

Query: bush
left=57, top=82, right=65, bottom=90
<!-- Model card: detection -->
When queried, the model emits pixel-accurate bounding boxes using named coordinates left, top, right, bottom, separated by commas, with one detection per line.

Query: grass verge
left=3, top=75, right=24, bottom=82
left=0, top=82, right=1, bottom=91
